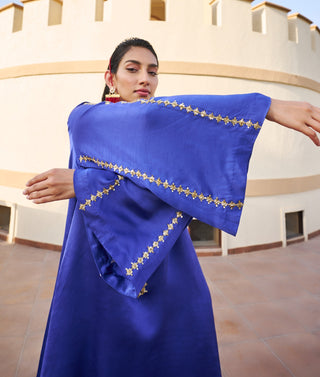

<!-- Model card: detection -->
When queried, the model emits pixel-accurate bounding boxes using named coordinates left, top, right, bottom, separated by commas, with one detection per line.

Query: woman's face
left=106, top=46, right=159, bottom=102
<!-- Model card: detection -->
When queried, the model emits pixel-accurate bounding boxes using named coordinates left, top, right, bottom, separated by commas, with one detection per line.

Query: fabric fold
left=69, top=93, right=271, bottom=235
left=74, top=168, right=191, bottom=298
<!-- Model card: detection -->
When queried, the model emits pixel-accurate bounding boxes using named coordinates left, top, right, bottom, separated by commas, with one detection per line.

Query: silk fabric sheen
left=37, top=94, right=271, bottom=377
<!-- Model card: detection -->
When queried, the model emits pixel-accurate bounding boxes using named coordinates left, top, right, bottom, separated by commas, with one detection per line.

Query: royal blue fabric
left=37, top=94, right=271, bottom=377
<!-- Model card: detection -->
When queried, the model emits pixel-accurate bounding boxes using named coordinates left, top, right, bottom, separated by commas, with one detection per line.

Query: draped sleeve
left=68, top=93, right=271, bottom=298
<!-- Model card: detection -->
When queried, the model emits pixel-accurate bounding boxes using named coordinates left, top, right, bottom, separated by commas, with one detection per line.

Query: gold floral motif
left=138, top=283, right=148, bottom=298
left=137, top=98, right=261, bottom=129
left=125, top=211, right=184, bottom=276
left=163, top=180, right=169, bottom=188
left=198, top=193, right=205, bottom=201
left=79, top=175, right=124, bottom=211
left=79, top=155, right=244, bottom=211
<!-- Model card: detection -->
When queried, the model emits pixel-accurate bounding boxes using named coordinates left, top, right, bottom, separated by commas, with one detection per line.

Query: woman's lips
left=135, top=89, right=150, bottom=97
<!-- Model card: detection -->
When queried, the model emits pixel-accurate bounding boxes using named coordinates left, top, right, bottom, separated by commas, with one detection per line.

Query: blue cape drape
left=37, top=93, right=270, bottom=377
left=68, top=93, right=271, bottom=298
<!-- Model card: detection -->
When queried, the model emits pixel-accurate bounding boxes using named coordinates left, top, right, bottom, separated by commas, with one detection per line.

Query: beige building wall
left=0, top=0, right=319, bottom=253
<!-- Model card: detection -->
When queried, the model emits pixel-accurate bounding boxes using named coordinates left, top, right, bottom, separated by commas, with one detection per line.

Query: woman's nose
left=138, top=69, right=150, bottom=85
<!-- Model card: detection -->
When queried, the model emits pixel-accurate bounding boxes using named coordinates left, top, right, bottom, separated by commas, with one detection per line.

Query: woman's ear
left=104, top=70, right=114, bottom=89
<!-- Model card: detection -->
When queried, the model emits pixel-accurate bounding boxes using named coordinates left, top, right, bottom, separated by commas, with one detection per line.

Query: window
left=189, top=219, right=220, bottom=247
left=12, top=5, right=23, bottom=32
left=285, top=211, right=303, bottom=240
left=0, top=205, right=11, bottom=236
left=288, top=18, right=298, bottom=42
left=150, top=0, right=166, bottom=21
left=48, top=0, right=63, bottom=26
left=210, top=0, right=221, bottom=26
left=252, top=9, right=265, bottom=34
left=96, top=0, right=109, bottom=21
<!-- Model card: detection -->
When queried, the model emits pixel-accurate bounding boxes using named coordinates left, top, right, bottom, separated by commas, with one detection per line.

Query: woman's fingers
left=302, top=125, right=320, bottom=146
left=23, top=168, right=75, bottom=204
left=31, top=195, right=59, bottom=204
left=23, top=181, right=48, bottom=196
left=25, top=171, right=49, bottom=187
left=267, top=99, right=320, bottom=146
left=25, top=187, right=51, bottom=200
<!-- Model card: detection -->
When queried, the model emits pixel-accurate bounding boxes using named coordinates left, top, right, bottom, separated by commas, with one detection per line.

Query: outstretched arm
left=23, top=98, right=320, bottom=205
left=266, top=99, right=320, bottom=146
left=23, top=168, right=75, bottom=204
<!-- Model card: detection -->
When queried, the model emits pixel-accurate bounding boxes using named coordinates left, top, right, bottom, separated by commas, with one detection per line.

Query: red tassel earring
left=105, top=58, right=121, bottom=103
left=105, top=87, right=121, bottom=103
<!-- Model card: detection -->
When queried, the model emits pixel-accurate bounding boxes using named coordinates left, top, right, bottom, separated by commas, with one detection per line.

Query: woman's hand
left=266, top=99, right=320, bottom=146
left=23, top=168, right=75, bottom=204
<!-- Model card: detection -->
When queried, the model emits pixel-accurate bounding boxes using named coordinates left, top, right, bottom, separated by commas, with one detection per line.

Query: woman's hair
left=101, top=37, right=158, bottom=101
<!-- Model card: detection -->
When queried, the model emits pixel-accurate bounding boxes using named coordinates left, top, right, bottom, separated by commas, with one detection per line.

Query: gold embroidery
left=79, top=155, right=243, bottom=210
left=136, top=98, right=262, bottom=129
left=125, top=211, right=183, bottom=277
left=138, top=283, right=148, bottom=298
left=79, top=175, right=124, bottom=211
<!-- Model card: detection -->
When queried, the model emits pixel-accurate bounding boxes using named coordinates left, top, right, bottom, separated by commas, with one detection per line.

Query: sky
left=251, top=0, right=320, bottom=27
left=0, top=0, right=319, bottom=27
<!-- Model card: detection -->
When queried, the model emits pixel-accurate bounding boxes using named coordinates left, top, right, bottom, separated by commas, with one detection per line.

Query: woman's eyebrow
left=125, top=59, right=141, bottom=65
left=124, top=60, right=158, bottom=68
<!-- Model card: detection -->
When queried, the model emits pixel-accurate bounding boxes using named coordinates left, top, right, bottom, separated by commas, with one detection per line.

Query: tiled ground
left=0, top=236, right=320, bottom=377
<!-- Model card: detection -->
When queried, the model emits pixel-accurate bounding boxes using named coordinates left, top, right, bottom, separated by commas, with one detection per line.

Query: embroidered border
left=79, top=175, right=124, bottom=211
left=125, top=211, right=184, bottom=277
left=79, top=155, right=243, bottom=210
left=105, top=98, right=261, bottom=129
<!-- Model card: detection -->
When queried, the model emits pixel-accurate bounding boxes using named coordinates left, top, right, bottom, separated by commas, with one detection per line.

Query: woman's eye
left=149, top=72, right=158, bottom=77
left=127, top=68, right=137, bottom=72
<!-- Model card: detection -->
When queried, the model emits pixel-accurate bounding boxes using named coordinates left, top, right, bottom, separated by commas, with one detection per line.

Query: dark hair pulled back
left=101, top=37, right=158, bottom=101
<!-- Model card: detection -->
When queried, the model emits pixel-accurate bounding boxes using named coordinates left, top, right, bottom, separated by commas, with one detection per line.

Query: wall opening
left=252, top=9, right=265, bottom=33
left=12, top=5, right=23, bottom=32
left=0, top=206, right=11, bottom=236
left=210, top=0, right=221, bottom=26
left=288, top=18, right=298, bottom=42
left=95, top=0, right=108, bottom=21
left=311, top=27, right=316, bottom=51
left=0, top=202, right=16, bottom=243
left=189, top=219, right=220, bottom=247
left=150, top=0, right=166, bottom=21
left=48, top=0, right=63, bottom=26
left=285, top=211, right=303, bottom=240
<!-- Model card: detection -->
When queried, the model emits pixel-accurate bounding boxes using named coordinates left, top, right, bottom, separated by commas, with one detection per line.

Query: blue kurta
left=37, top=94, right=271, bottom=377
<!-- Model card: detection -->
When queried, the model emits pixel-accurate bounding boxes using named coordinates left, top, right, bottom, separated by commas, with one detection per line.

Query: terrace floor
left=0, top=236, right=320, bottom=377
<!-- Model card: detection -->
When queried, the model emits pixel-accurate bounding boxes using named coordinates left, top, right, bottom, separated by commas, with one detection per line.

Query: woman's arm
left=23, top=98, right=320, bottom=205
left=23, top=168, right=75, bottom=204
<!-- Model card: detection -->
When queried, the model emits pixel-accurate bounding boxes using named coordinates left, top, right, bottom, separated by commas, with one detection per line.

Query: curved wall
left=0, top=0, right=319, bottom=252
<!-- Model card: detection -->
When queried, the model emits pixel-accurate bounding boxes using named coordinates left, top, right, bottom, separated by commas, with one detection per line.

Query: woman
left=24, top=38, right=320, bottom=377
